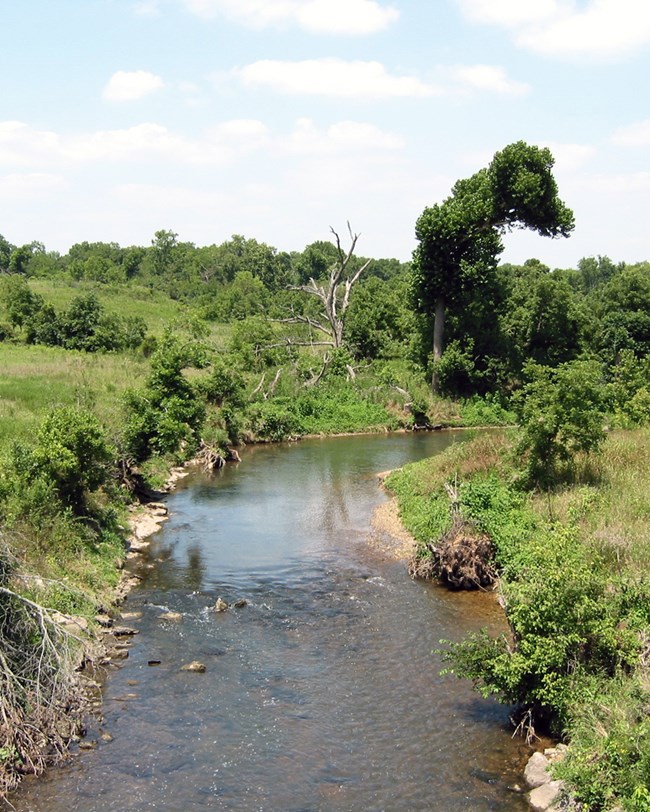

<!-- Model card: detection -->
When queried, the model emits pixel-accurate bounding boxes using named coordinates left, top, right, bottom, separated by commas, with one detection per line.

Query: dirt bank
left=367, top=471, right=416, bottom=561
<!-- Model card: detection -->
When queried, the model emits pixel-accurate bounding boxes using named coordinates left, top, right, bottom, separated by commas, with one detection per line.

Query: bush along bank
left=387, top=427, right=650, bottom=811
left=0, top=404, right=126, bottom=795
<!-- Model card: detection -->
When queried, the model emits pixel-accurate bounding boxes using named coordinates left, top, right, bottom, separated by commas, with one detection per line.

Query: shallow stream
left=12, top=432, right=530, bottom=811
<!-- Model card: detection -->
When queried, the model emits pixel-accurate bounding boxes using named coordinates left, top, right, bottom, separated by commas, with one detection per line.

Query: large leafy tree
left=412, top=141, right=574, bottom=392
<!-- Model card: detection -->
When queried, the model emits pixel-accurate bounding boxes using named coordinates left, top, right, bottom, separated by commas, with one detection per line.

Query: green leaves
left=2, top=407, right=113, bottom=516
left=123, top=335, right=206, bottom=461
left=516, top=360, right=606, bottom=487
left=412, top=141, right=574, bottom=393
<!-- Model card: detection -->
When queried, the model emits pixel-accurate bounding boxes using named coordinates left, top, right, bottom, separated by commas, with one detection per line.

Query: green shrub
left=433, top=339, right=478, bottom=397
left=516, top=359, right=606, bottom=487
left=248, top=399, right=303, bottom=441
left=123, top=336, right=206, bottom=461
left=459, top=395, right=516, bottom=427
left=2, top=406, right=113, bottom=516
left=196, top=358, right=245, bottom=408
left=553, top=677, right=650, bottom=810
left=229, top=316, right=292, bottom=371
left=443, top=511, right=650, bottom=736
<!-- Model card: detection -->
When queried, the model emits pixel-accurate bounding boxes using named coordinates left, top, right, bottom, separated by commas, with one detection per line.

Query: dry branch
left=288, top=223, right=370, bottom=348
left=0, top=578, right=88, bottom=797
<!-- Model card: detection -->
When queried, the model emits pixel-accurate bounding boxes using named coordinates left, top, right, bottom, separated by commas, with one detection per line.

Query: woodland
left=1, top=142, right=650, bottom=808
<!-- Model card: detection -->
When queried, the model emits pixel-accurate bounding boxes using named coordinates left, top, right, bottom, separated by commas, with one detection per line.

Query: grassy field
left=27, top=279, right=186, bottom=333
left=0, top=343, right=149, bottom=447
left=1, top=278, right=234, bottom=349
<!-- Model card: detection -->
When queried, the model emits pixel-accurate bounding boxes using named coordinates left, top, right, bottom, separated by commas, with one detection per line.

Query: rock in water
left=180, top=661, right=206, bottom=673
left=158, top=612, right=183, bottom=622
left=528, top=780, right=563, bottom=811
left=214, top=597, right=229, bottom=612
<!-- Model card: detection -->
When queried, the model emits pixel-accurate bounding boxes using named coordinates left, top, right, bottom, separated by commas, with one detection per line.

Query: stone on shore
left=528, top=780, right=563, bottom=811
left=524, top=751, right=551, bottom=788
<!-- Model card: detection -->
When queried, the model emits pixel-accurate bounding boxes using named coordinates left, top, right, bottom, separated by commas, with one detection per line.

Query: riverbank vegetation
left=388, top=426, right=650, bottom=810
left=1, top=142, right=650, bottom=804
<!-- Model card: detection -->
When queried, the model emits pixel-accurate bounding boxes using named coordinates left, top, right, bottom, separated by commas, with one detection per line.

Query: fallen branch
left=0, top=579, right=88, bottom=797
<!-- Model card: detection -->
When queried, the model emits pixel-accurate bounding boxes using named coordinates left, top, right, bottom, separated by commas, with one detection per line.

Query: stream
left=12, top=432, right=531, bottom=811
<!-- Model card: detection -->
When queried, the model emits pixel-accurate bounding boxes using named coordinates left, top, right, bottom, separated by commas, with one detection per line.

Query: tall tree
left=412, top=141, right=574, bottom=393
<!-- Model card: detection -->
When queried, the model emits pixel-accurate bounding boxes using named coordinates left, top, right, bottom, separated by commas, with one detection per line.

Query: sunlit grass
left=8, top=279, right=187, bottom=335
left=0, top=343, right=148, bottom=447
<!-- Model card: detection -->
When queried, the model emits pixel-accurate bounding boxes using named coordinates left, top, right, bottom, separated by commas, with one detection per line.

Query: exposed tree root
left=196, top=440, right=240, bottom=472
left=409, top=515, right=497, bottom=590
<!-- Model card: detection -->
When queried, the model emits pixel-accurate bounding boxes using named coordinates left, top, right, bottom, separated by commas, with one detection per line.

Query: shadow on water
left=10, top=432, right=531, bottom=812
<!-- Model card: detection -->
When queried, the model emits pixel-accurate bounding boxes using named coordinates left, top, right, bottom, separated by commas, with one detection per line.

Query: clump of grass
left=385, top=432, right=512, bottom=548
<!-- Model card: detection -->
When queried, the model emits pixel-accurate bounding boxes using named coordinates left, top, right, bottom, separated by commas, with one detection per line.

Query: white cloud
left=69, top=123, right=186, bottom=161
left=457, top=0, right=563, bottom=29
left=0, top=172, right=65, bottom=197
left=612, top=119, right=650, bottom=146
left=0, top=121, right=61, bottom=166
left=70, top=120, right=272, bottom=164
left=541, top=141, right=597, bottom=171
left=457, top=0, right=650, bottom=59
left=0, top=119, right=272, bottom=168
left=181, top=0, right=398, bottom=33
left=133, top=0, right=161, bottom=16
left=584, top=172, right=650, bottom=193
left=283, top=118, right=404, bottom=154
left=0, top=118, right=401, bottom=172
left=103, top=70, right=165, bottom=101
left=452, top=64, right=530, bottom=96
left=296, top=0, right=399, bottom=34
left=229, top=59, right=529, bottom=100
left=233, top=59, right=436, bottom=98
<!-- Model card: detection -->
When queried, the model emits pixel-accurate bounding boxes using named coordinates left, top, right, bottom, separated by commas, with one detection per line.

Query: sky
left=1, top=0, right=650, bottom=268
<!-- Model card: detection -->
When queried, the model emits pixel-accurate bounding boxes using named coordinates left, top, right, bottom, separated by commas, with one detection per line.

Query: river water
left=11, top=432, right=531, bottom=811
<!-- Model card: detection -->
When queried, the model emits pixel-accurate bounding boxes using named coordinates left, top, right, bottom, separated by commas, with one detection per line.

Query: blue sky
left=1, top=0, right=650, bottom=268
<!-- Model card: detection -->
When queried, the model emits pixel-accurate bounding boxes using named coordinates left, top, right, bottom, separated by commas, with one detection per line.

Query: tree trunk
left=431, top=296, right=445, bottom=394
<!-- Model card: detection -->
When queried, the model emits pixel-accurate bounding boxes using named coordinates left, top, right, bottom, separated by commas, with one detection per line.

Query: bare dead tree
left=287, top=223, right=371, bottom=348
left=251, top=367, right=283, bottom=400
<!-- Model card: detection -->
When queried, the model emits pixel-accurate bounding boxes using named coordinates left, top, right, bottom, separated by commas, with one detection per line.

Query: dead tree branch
left=0, top=580, right=88, bottom=797
left=288, top=223, right=370, bottom=348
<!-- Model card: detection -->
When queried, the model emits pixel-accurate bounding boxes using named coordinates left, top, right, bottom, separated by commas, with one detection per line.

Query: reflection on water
left=11, top=432, right=530, bottom=811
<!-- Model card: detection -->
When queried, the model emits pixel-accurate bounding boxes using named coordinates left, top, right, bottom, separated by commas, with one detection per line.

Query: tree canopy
left=411, top=141, right=575, bottom=392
